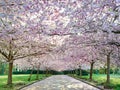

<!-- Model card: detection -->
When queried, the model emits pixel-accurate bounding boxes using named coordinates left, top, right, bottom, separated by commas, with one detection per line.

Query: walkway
left=21, top=75, right=100, bottom=90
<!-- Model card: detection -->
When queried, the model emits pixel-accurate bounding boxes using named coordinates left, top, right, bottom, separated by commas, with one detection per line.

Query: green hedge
left=63, top=69, right=88, bottom=76
left=13, top=69, right=89, bottom=75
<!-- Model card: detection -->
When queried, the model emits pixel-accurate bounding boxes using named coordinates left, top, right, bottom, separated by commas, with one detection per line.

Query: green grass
left=0, top=74, right=50, bottom=90
left=72, top=74, right=120, bottom=90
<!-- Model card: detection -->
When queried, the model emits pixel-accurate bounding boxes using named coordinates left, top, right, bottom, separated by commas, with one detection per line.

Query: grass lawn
left=0, top=74, right=49, bottom=90
left=72, top=74, right=120, bottom=90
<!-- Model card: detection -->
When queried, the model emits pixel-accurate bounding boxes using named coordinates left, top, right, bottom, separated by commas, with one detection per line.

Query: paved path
left=21, top=75, right=100, bottom=90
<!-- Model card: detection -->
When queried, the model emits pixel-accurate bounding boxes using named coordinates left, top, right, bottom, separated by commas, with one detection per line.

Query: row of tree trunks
left=6, top=54, right=111, bottom=85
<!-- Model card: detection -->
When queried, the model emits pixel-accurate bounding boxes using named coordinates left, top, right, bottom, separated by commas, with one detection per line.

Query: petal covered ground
left=21, top=75, right=100, bottom=90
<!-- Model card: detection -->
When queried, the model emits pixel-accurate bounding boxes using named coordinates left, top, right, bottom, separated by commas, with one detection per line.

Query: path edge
left=17, top=76, right=49, bottom=90
left=68, top=75, right=104, bottom=90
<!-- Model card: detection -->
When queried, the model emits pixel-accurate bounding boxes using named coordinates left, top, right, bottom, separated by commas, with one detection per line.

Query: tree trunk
left=7, top=62, right=13, bottom=85
left=36, top=68, right=39, bottom=80
left=106, top=54, right=110, bottom=84
left=79, top=66, right=82, bottom=78
left=1, top=63, right=5, bottom=75
left=46, top=69, right=48, bottom=77
left=105, top=68, right=106, bottom=74
left=89, top=61, right=94, bottom=81
left=80, top=69, right=82, bottom=77
left=72, top=70, right=74, bottom=74
left=74, top=70, right=75, bottom=75
left=28, top=69, right=34, bottom=81
left=75, top=69, right=78, bottom=75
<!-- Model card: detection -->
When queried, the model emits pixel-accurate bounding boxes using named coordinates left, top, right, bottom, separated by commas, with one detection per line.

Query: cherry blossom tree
left=0, top=0, right=120, bottom=86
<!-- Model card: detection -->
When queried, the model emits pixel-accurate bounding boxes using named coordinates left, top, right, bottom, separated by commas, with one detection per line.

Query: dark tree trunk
left=80, top=69, right=82, bottom=77
left=105, top=68, right=107, bottom=74
left=1, top=63, right=5, bottom=75
left=74, top=70, right=75, bottom=75
left=7, top=62, right=13, bottom=85
left=106, top=54, right=110, bottom=84
left=28, top=68, right=34, bottom=81
left=79, top=66, right=82, bottom=78
left=46, top=69, right=48, bottom=77
left=7, top=40, right=14, bottom=85
left=72, top=70, right=74, bottom=75
left=75, top=69, right=78, bottom=75
left=89, top=61, right=94, bottom=81
left=36, top=69, right=39, bottom=80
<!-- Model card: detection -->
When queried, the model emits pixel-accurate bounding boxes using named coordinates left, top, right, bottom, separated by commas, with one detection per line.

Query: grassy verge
left=70, top=74, right=120, bottom=90
left=0, top=74, right=50, bottom=90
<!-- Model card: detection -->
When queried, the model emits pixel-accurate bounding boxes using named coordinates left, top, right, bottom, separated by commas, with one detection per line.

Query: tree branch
left=0, top=49, right=8, bottom=60
left=13, top=51, right=47, bottom=60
